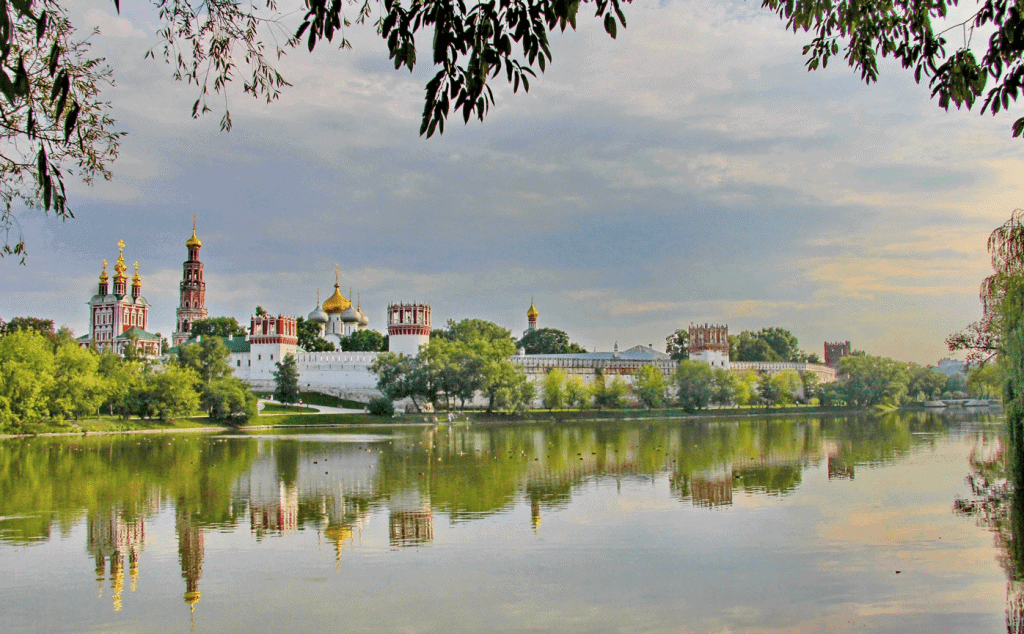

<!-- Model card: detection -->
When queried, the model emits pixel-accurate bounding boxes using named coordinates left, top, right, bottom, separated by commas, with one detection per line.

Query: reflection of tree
left=953, top=440, right=1024, bottom=632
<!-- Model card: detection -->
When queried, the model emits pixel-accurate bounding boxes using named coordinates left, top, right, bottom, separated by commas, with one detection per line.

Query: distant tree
left=295, top=317, right=335, bottom=352
left=202, top=377, right=257, bottom=423
left=47, top=343, right=106, bottom=420
left=633, top=365, right=666, bottom=408
left=665, top=329, right=690, bottom=361
left=189, top=317, right=246, bottom=338
left=367, top=396, right=395, bottom=417
left=757, top=374, right=778, bottom=406
left=734, top=370, right=760, bottom=407
left=371, top=352, right=434, bottom=412
left=711, top=367, right=737, bottom=407
left=674, top=361, right=714, bottom=412
left=768, top=370, right=802, bottom=406
left=732, top=328, right=801, bottom=362
left=175, top=337, right=233, bottom=386
left=492, top=368, right=536, bottom=414
left=273, top=353, right=300, bottom=404
left=967, top=362, right=1002, bottom=399
left=518, top=328, right=586, bottom=354
left=565, top=376, right=589, bottom=410
left=801, top=371, right=821, bottom=403
left=0, top=317, right=57, bottom=342
left=255, top=306, right=267, bottom=316
left=0, top=330, right=55, bottom=427
left=906, top=364, right=947, bottom=400
left=541, top=368, right=567, bottom=410
left=837, top=355, right=910, bottom=408
left=803, top=352, right=823, bottom=364
left=340, top=330, right=387, bottom=352
left=944, top=373, right=968, bottom=398
left=141, top=365, right=200, bottom=421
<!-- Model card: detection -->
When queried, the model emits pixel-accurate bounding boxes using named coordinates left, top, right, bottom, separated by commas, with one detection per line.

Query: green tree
left=967, top=361, right=1002, bottom=399
left=906, top=364, right=947, bottom=400
left=674, top=361, right=714, bottom=412
left=492, top=368, right=536, bottom=414
left=837, top=355, right=910, bottom=408
left=517, top=328, right=586, bottom=354
left=711, top=367, right=737, bottom=407
left=202, top=377, right=257, bottom=423
left=944, top=372, right=968, bottom=398
left=295, top=316, right=335, bottom=352
left=47, top=343, right=106, bottom=420
left=734, top=370, right=760, bottom=406
left=732, top=328, right=801, bottom=362
left=757, top=373, right=778, bottom=406
left=0, top=2, right=121, bottom=261
left=481, top=359, right=529, bottom=413
left=175, top=337, right=232, bottom=386
left=665, top=329, right=690, bottom=361
left=273, top=353, right=300, bottom=404
left=371, top=352, right=435, bottom=412
left=801, top=370, right=821, bottom=403
left=96, top=351, right=144, bottom=418
left=633, top=365, right=667, bottom=408
left=0, top=330, right=55, bottom=427
left=0, top=317, right=57, bottom=342
left=189, top=317, right=246, bottom=338
left=140, top=364, right=200, bottom=421
left=768, top=370, right=802, bottom=407
left=565, top=375, right=589, bottom=410
left=541, top=368, right=567, bottom=410
left=340, top=329, right=388, bottom=352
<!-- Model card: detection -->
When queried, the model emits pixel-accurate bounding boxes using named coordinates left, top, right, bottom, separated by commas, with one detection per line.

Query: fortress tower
left=387, top=302, right=431, bottom=356
left=688, top=323, right=730, bottom=368
left=248, top=313, right=298, bottom=386
left=824, top=341, right=851, bottom=368
left=173, top=215, right=208, bottom=347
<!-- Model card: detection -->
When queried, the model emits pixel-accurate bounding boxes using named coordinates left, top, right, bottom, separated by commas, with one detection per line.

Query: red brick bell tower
left=172, top=215, right=208, bottom=347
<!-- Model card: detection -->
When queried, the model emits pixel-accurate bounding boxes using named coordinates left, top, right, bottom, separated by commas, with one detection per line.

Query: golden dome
left=113, top=239, right=127, bottom=280
left=132, top=261, right=141, bottom=285
left=184, top=590, right=201, bottom=606
left=186, top=214, right=202, bottom=248
left=322, top=284, right=351, bottom=314
left=99, top=260, right=108, bottom=284
left=527, top=300, right=538, bottom=319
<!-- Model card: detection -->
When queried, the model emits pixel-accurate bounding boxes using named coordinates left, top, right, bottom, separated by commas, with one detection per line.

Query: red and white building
left=81, top=240, right=160, bottom=356
left=387, top=302, right=431, bottom=356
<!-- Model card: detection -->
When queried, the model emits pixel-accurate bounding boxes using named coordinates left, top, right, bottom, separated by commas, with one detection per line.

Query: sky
left=2, top=0, right=1022, bottom=364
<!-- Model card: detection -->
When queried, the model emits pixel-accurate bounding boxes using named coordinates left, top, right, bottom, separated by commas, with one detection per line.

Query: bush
left=367, top=396, right=395, bottom=416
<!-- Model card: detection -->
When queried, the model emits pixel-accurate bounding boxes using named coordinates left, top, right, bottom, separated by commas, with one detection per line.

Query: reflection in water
left=0, top=410, right=1004, bottom=630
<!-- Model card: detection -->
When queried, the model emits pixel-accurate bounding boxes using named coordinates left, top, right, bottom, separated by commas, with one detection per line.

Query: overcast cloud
left=2, top=0, right=1020, bottom=363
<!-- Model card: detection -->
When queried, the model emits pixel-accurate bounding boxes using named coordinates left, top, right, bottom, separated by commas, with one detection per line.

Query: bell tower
left=173, top=215, right=208, bottom=346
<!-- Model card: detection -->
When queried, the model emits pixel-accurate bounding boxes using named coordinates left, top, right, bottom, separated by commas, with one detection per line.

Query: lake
left=0, top=411, right=1014, bottom=633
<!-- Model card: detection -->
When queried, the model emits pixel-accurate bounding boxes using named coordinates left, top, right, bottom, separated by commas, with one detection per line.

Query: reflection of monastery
left=99, top=219, right=839, bottom=403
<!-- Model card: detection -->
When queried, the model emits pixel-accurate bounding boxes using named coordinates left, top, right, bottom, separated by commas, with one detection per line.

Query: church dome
left=185, top=229, right=202, bottom=248
left=340, top=304, right=360, bottom=323
left=527, top=301, right=538, bottom=319
left=322, top=284, right=351, bottom=314
left=358, top=309, right=369, bottom=327
left=308, top=302, right=328, bottom=324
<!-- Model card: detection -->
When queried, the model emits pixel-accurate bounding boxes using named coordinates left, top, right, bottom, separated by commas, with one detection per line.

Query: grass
left=259, top=403, right=318, bottom=414
left=252, top=391, right=366, bottom=410
left=7, top=415, right=226, bottom=436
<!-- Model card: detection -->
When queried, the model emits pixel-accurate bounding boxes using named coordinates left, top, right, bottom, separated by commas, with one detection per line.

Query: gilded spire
left=99, top=260, right=108, bottom=284
left=114, top=240, right=127, bottom=280
left=186, top=214, right=202, bottom=248
left=132, top=261, right=141, bottom=285
left=527, top=297, right=538, bottom=319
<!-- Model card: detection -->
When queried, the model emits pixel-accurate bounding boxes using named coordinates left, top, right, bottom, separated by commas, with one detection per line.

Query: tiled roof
left=114, top=326, right=161, bottom=341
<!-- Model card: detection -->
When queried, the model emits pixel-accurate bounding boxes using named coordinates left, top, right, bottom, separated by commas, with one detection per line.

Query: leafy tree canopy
left=339, top=329, right=388, bottom=352
left=517, top=328, right=586, bottom=354
left=296, top=316, right=335, bottom=352
left=730, top=328, right=801, bottom=362
left=189, top=317, right=246, bottom=338
left=664, top=329, right=689, bottom=361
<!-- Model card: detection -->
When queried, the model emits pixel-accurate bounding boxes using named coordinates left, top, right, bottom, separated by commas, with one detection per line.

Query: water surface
left=0, top=412, right=1010, bottom=633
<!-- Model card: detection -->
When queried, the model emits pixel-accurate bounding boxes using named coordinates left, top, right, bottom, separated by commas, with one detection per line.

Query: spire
left=114, top=240, right=127, bottom=280
left=132, top=261, right=141, bottom=285
left=98, top=260, right=109, bottom=295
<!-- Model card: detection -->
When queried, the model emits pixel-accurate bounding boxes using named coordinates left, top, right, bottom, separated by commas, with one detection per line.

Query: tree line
left=0, top=322, right=256, bottom=431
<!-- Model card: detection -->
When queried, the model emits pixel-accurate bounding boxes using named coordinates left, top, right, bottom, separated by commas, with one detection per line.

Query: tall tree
left=633, top=365, right=667, bottom=408
left=174, top=337, right=232, bottom=386
left=541, top=368, right=567, bottom=410
left=0, top=317, right=57, bottom=342
left=517, top=328, right=586, bottom=354
left=664, top=329, right=690, bottom=361
left=340, top=330, right=387, bottom=352
left=295, top=316, right=335, bottom=352
left=836, top=355, right=910, bottom=408
left=674, top=361, right=714, bottom=412
left=189, top=317, right=246, bottom=338
left=273, top=353, right=300, bottom=404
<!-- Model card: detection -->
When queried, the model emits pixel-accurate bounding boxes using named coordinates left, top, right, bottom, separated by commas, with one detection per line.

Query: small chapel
left=80, top=239, right=161, bottom=356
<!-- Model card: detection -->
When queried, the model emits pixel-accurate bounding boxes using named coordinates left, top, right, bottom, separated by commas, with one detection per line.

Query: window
left=258, top=354, right=261, bottom=360
left=270, top=354, right=274, bottom=360
left=237, top=360, right=241, bottom=367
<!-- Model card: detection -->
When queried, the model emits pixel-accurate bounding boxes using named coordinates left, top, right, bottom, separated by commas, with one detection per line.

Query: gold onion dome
left=322, top=284, right=351, bottom=314
left=527, top=301, right=538, bottom=319
left=114, top=240, right=127, bottom=280
left=99, top=260, right=109, bottom=283
left=132, top=261, right=141, bottom=285
left=186, top=214, right=202, bottom=247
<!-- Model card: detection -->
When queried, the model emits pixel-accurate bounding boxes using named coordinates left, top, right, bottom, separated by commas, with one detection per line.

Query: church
left=79, top=239, right=161, bottom=356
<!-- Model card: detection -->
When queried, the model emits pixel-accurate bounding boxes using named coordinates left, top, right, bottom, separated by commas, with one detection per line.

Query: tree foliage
left=339, top=329, right=388, bottom=352
left=633, top=364, right=666, bottom=408
left=541, top=368, right=567, bottom=410
left=664, top=329, right=690, bottom=361
left=837, top=354, right=909, bottom=407
left=731, top=327, right=801, bottom=362
left=190, top=317, right=246, bottom=338
left=273, top=352, right=299, bottom=404
left=517, top=328, right=586, bottom=354
left=674, top=360, right=714, bottom=412
left=0, top=1, right=122, bottom=261
left=295, top=316, right=335, bottom=352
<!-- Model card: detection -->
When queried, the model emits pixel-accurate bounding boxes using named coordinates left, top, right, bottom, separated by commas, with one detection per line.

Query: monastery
left=92, top=219, right=836, bottom=406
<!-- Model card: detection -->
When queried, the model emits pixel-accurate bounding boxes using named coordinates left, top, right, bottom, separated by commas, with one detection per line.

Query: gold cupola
left=527, top=300, right=538, bottom=319
left=113, top=240, right=128, bottom=281
left=132, top=261, right=142, bottom=285
left=322, top=267, right=351, bottom=314
left=99, top=260, right=109, bottom=284
left=186, top=213, right=202, bottom=248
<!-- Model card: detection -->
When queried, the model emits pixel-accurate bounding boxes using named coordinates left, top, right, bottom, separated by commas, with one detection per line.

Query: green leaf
left=604, top=14, right=617, bottom=39
left=63, top=101, right=80, bottom=141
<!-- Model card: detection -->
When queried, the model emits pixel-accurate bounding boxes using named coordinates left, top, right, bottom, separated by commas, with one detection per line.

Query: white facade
left=689, top=349, right=730, bottom=369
